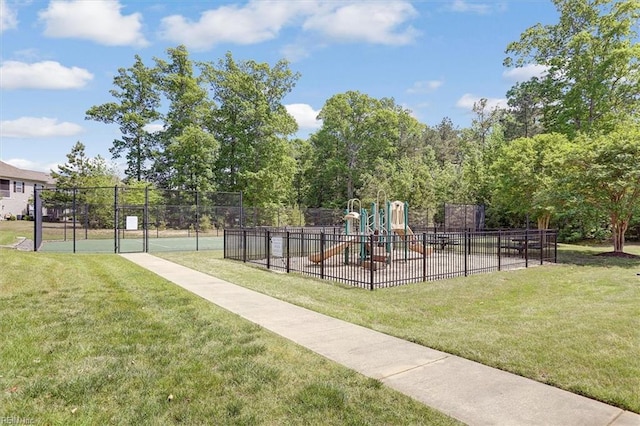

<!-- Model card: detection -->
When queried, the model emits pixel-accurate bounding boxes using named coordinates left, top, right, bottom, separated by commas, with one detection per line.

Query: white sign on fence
left=271, top=237, right=283, bottom=257
left=126, top=216, right=138, bottom=230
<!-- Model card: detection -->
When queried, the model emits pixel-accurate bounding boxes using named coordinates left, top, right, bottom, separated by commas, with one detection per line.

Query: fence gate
left=116, top=205, right=148, bottom=253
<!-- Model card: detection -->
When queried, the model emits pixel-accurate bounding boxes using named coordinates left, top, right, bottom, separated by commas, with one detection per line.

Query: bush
left=199, top=215, right=212, bottom=232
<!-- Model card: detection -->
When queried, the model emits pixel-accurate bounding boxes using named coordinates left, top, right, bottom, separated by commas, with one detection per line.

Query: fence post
left=242, top=229, right=247, bottom=263
left=114, top=185, right=118, bottom=254
left=301, top=229, right=305, bottom=258
left=422, top=233, right=427, bottom=282
left=369, top=234, right=375, bottom=291
left=144, top=186, right=149, bottom=253
left=223, top=229, right=227, bottom=258
left=539, top=229, right=544, bottom=265
left=72, top=188, right=77, bottom=254
left=320, top=232, right=325, bottom=280
left=464, top=230, right=468, bottom=276
left=497, top=232, right=502, bottom=271
left=33, top=187, right=41, bottom=251
left=195, top=190, right=199, bottom=252
left=525, top=229, right=529, bottom=268
left=266, top=230, right=271, bottom=269
left=286, top=231, right=290, bottom=273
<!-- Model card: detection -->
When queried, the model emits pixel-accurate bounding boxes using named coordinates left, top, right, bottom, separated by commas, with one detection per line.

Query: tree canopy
left=504, top=0, right=640, bottom=136
left=77, top=34, right=640, bottom=251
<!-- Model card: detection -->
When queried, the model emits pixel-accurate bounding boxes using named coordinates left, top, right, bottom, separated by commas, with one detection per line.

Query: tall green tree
left=502, top=79, right=545, bottom=140
left=308, top=91, right=416, bottom=206
left=504, top=0, right=640, bottom=136
left=567, top=123, right=640, bottom=252
left=165, top=125, right=218, bottom=193
left=359, top=154, right=437, bottom=211
left=491, top=133, right=571, bottom=229
left=202, top=52, right=300, bottom=206
left=85, top=55, right=161, bottom=181
left=49, top=142, right=120, bottom=227
left=51, top=142, right=118, bottom=189
left=468, top=98, right=504, bottom=148
left=153, top=45, right=214, bottom=190
left=424, top=117, right=461, bottom=166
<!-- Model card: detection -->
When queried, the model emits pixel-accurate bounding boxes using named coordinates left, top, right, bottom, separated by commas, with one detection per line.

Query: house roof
left=0, top=161, right=56, bottom=185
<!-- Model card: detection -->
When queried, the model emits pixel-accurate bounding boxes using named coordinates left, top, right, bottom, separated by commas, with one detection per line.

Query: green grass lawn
left=0, top=220, right=33, bottom=245
left=157, top=244, right=640, bottom=414
left=0, top=250, right=460, bottom=425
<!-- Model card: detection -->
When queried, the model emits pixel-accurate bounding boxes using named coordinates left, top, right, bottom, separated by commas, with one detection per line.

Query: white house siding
left=0, top=161, right=55, bottom=219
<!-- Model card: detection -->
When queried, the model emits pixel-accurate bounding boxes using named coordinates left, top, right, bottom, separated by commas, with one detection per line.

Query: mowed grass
left=0, top=220, right=33, bottom=245
left=158, top=244, right=640, bottom=414
left=0, top=250, right=460, bottom=425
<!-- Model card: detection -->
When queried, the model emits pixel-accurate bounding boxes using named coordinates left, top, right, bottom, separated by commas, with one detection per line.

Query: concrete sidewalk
left=120, top=253, right=639, bottom=426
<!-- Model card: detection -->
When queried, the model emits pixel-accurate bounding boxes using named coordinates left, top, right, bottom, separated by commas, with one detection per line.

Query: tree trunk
left=346, top=176, right=354, bottom=201
left=611, top=218, right=628, bottom=253
left=537, top=212, right=551, bottom=246
left=536, top=212, right=550, bottom=230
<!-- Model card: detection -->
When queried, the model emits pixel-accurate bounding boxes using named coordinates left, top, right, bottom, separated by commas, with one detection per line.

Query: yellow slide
left=308, top=238, right=357, bottom=263
left=393, top=228, right=431, bottom=255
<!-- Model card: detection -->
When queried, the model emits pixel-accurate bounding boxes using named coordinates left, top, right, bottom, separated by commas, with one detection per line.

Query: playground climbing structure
left=308, top=194, right=432, bottom=265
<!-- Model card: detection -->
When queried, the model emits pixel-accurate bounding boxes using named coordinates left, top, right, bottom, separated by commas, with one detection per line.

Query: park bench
left=425, top=235, right=461, bottom=250
left=500, top=238, right=541, bottom=256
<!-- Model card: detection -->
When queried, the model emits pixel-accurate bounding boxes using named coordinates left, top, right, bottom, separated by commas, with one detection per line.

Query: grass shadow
left=557, top=243, right=640, bottom=269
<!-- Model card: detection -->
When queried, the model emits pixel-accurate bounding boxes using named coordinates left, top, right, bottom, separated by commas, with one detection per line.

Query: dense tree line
left=62, top=0, right=640, bottom=252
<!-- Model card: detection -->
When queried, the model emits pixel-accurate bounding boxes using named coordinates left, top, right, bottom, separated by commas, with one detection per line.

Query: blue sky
left=0, top=0, right=557, bottom=173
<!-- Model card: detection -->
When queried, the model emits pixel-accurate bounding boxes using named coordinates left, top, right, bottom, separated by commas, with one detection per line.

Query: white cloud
left=159, top=1, right=309, bottom=50
left=456, top=94, right=507, bottom=111
left=1, top=117, right=84, bottom=138
left=0, top=61, right=93, bottom=89
left=303, top=1, right=419, bottom=45
left=503, top=64, right=549, bottom=82
left=406, top=80, right=443, bottom=94
left=5, top=158, right=58, bottom=173
left=159, top=0, right=419, bottom=50
left=0, top=0, right=18, bottom=32
left=143, top=122, right=164, bottom=133
left=39, top=0, right=148, bottom=47
left=285, top=103, right=322, bottom=130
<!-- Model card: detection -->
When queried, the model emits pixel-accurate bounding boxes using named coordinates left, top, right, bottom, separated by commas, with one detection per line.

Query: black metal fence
left=224, top=228, right=558, bottom=290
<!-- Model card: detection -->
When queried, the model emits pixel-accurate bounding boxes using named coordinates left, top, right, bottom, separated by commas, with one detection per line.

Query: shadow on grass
left=557, top=244, right=640, bottom=269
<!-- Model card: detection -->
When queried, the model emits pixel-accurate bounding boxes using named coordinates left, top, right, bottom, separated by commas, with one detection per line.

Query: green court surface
left=39, top=236, right=224, bottom=253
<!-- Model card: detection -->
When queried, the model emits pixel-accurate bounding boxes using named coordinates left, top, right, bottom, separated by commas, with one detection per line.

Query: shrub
left=199, top=215, right=212, bottom=232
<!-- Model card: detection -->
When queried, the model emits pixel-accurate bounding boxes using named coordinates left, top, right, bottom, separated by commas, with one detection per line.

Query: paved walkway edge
left=120, top=253, right=640, bottom=426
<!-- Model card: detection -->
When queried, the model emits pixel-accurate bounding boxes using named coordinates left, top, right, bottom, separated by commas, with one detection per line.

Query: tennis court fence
left=33, top=186, right=242, bottom=253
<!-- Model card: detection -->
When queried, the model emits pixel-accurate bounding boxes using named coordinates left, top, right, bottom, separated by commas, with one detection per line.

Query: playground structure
left=308, top=194, right=432, bottom=266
